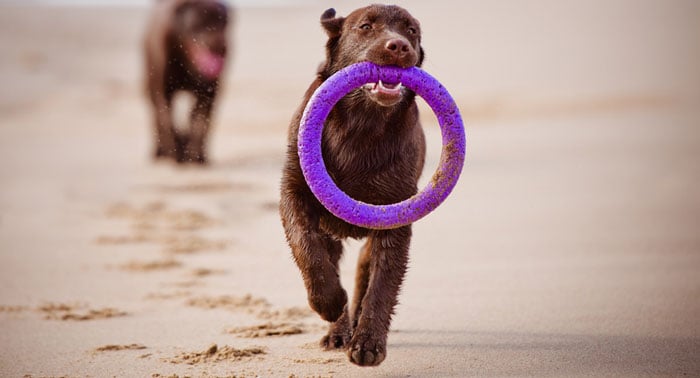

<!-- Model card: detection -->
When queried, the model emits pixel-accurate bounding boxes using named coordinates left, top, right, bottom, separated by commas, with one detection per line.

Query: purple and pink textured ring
left=298, top=62, right=466, bottom=230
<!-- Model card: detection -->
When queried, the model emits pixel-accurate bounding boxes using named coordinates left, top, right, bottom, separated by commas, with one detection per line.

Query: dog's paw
left=320, top=309, right=352, bottom=350
left=321, top=331, right=351, bottom=350
left=182, top=147, right=207, bottom=164
left=154, top=145, right=177, bottom=160
left=348, top=332, right=386, bottom=366
left=183, top=153, right=208, bottom=165
left=309, top=286, right=347, bottom=322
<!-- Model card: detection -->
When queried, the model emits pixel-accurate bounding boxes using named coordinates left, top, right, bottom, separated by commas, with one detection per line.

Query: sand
left=1, top=1, right=699, bottom=377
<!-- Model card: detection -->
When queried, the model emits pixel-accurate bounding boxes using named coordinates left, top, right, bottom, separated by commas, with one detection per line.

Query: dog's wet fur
left=144, top=0, right=230, bottom=164
left=280, top=5, right=426, bottom=366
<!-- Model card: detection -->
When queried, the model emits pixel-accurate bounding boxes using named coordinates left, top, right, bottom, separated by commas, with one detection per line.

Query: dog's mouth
left=191, top=46, right=225, bottom=80
left=363, top=80, right=404, bottom=107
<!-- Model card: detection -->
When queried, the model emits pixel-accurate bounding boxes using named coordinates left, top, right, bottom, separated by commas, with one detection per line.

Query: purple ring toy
left=298, top=62, right=466, bottom=230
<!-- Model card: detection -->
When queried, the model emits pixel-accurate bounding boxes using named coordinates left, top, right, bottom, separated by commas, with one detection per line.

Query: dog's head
left=319, top=5, right=424, bottom=107
left=174, top=0, right=229, bottom=81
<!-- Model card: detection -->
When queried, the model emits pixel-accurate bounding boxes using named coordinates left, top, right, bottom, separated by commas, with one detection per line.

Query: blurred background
left=1, top=0, right=699, bottom=376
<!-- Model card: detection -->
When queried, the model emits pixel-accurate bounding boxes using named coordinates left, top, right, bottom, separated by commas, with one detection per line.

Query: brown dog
left=143, top=0, right=230, bottom=164
left=280, top=5, right=425, bottom=366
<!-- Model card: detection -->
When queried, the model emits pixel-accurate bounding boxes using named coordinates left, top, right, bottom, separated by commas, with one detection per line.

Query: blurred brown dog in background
left=144, top=0, right=230, bottom=164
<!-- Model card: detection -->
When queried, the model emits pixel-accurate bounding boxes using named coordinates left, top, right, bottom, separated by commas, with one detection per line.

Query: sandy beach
left=1, top=1, right=699, bottom=376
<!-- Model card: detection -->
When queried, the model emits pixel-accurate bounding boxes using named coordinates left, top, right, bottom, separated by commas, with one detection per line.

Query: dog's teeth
left=378, top=81, right=402, bottom=93
left=365, top=82, right=380, bottom=93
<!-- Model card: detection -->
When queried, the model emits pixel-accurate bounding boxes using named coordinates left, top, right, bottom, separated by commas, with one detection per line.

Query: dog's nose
left=384, top=38, right=415, bottom=66
left=210, top=35, right=227, bottom=56
left=385, top=39, right=410, bottom=54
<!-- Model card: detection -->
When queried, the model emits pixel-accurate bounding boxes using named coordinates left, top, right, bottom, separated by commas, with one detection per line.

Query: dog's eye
left=407, top=27, right=417, bottom=35
left=359, top=23, right=372, bottom=30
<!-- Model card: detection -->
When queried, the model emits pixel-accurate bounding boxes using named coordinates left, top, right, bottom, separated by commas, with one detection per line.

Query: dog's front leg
left=291, top=229, right=352, bottom=349
left=145, top=52, right=177, bottom=161
left=348, top=225, right=411, bottom=366
left=281, top=195, right=348, bottom=323
left=184, top=95, right=214, bottom=164
left=291, top=231, right=347, bottom=323
left=151, top=90, right=178, bottom=160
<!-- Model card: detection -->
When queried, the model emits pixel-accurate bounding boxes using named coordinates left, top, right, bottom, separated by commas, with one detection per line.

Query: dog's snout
left=212, top=43, right=226, bottom=56
left=380, top=38, right=416, bottom=67
left=206, top=34, right=227, bottom=55
left=385, top=38, right=410, bottom=55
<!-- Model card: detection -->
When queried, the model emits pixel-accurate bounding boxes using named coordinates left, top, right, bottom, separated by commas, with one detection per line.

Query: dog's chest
left=323, top=134, right=417, bottom=205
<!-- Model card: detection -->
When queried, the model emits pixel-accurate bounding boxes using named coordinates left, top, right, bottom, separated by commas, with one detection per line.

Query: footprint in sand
left=291, top=357, right=345, bottom=365
left=37, top=302, right=128, bottom=321
left=190, top=267, right=225, bottom=277
left=185, top=295, right=317, bottom=336
left=97, top=201, right=229, bottom=292
left=163, top=235, right=228, bottom=255
left=144, top=290, right=193, bottom=300
left=119, top=258, right=182, bottom=272
left=153, top=180, right=254, bottom=193
left=98, top=202, right=230, bottom=294
left=226, top=322, right=305, bottom=338
left=166, top=343, right=266, bottom=365
left=185, top=294, right=270, bottom=315
left=0, top=305, right=30, bottom=314
left=93, top=344, right=147, bottom=353
left=97, top=202, right=226, bottom=246
left=96, top=233, right=228, bottom=255
left=95, top=233, right=151, bottom=245
left=102, top=201, right=220, bottom=232
left=2, top=304, right=128, bottom=321
left=256, top=306, right=313, bottom=322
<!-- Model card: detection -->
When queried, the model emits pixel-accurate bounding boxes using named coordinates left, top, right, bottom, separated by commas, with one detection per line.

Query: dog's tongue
left=192, top=47, right=224, bottom=80
left=368, top=80, right=403, bottom=96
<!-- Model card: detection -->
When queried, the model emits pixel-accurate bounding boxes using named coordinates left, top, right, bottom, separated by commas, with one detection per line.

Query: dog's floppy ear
left=320, top=8, right=344, bottom=38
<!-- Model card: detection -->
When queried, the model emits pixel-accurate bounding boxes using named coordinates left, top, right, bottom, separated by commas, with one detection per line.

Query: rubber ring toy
left=298, top=61, right=466, bottom=230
